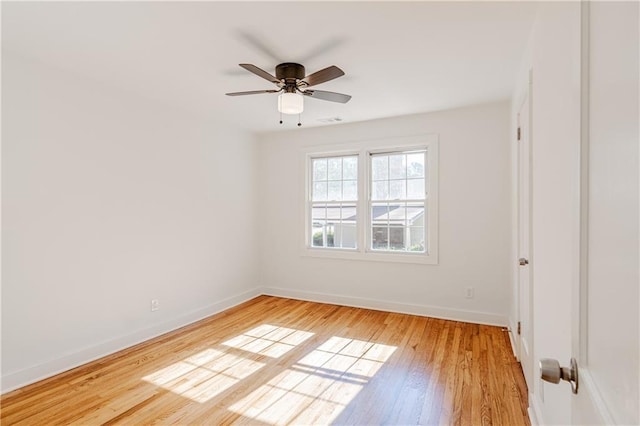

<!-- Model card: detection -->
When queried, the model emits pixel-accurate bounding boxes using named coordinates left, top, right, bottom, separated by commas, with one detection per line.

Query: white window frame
left=302, top=134, right=439, bottom=265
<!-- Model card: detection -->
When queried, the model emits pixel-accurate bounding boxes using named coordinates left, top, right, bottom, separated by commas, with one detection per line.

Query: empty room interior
left=1, top=1, right=638, bottom=425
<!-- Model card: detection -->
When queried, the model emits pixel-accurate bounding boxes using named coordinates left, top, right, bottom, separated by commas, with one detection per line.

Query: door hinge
left=517, top=127, right=521, bottom=141
left=517, top=321, right=521, bottom=335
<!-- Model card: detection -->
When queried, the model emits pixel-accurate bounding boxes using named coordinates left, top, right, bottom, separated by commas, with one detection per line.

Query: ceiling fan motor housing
left=276, top=63, right=306, bottom=82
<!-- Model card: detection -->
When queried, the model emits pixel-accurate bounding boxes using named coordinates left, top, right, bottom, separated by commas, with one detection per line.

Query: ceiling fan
left=226, top=62, right=351, bottom=125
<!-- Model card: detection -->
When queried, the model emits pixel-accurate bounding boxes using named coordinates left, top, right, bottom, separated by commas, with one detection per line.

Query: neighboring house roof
left=312, top=205, right=424, bottom=225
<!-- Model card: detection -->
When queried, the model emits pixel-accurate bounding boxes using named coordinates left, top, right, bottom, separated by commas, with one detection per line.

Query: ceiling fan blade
left=226, top=89, right=280, bottom=96
left=298, top=37, right=346, bottom=64
left=303, top=66, right=345, bottom=87
left=236, top=31, right=283, bottom=64
left=303, top=90, right=351, bottom=103
left=239, top=64, right=280, bottom=84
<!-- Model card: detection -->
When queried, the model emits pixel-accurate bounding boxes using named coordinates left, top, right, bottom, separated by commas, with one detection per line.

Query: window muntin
left=369, top=150, right=427, bottom=253
left=310, top=155, right=358, bottom=249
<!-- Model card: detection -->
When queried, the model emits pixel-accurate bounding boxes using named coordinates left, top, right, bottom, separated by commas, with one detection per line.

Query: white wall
left=1, top=54, right=260, bottom=392
left=257, top=102, right=512, bottom=325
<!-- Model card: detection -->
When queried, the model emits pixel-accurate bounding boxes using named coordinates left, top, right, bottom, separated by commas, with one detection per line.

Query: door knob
left=540, top=357, right=579, bottom=394
left=519, top=258, right=529, bottom=266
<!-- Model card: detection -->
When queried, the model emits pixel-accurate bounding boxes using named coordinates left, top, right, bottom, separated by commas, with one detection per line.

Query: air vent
left=317, top=117, right=343, bottom=123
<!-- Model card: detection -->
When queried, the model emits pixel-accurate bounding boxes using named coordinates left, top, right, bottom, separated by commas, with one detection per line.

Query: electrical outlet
left=465, top=287, right=474, bottom=299
left=151, top=299, right=159, bottom=312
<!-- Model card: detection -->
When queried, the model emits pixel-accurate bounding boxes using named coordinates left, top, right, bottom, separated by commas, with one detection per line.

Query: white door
left=536, top=2, right=639, bottom=423
left=570, top=2, right=639, bottom=424
left=517, top=91, right=534, bottom=395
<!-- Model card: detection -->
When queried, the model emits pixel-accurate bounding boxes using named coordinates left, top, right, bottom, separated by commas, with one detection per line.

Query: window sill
left=301, top=247, right=438, bottom=265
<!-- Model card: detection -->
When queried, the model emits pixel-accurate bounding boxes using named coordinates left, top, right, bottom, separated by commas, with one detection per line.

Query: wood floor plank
left=1, top=296, right=530, bottom=425
left=379, top=316, right=431, bottom=425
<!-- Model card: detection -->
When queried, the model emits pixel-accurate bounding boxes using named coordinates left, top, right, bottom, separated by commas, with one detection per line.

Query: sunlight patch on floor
left=223, top=324, right=315, bottom=358
left=228, top=337, right=397, bottom=425
left=142, top=324, right=315, bottom=403
left=142, top=348, right=265, bottom=403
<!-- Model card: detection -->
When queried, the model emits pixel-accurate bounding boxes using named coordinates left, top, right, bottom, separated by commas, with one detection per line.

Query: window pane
left=408, top=226, right=425, bottom=252
left=407, top=178, right=425, bottom=199
left=328, top=181, right=342, bottom=201
left=343, top=180, right=357, bottom=200
left=372, top=181, right=388, bottom=200
left=387, top=204, right=406, bottom=226
left=313, top=182, right=327, bottom=201
left=407, top=153, right=425, bottom=178
left=311, top=221, right=326, bottom=247
left=389, top=180, right=406, bottom=200
left=339, top=224, right=357, bottom=249
left=312, top=206, right=326, bottom=221
left=326, top=223, right=336, bottom=247
left=371, top=204, right=389, bottom=226
left=343, top=157, right=357, bottom=180
left=371, top=227, right=388, bottom=250
left=313, top=159, right=327, bottom=181
left=340, top=204, right=357, bottom=220
left=325, top=205, right=341, bottom=222
left=389, top=154, right=406, bottom=179
left=389, top=227, right=405, bottom=250
left=406, top=203, right=425, bottom=227
left=327, top=158, right=342, bottom=180
left=372, top=156, right=388, bottom=181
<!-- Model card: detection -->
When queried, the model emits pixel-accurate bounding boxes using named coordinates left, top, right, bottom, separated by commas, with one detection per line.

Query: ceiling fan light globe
left=278, top=93, right=304, bottom=115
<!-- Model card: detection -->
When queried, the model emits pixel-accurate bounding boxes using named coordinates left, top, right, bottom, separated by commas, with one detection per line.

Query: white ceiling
left=2, top=2, right=538, bottom=132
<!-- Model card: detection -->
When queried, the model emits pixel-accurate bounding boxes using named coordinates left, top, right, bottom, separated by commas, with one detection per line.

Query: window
left=370, top=150, right=426, bottom=253
left=305, top=136, right=438, bottom=264
left=310, top=155, right=358, bottom=249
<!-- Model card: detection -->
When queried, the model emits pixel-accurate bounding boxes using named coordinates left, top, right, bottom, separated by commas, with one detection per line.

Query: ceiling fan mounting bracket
left=275, top=63, right=306, bottom=82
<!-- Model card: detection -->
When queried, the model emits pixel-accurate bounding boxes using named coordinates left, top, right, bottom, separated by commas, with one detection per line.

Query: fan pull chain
left=279, top=111, right=283, bottom=125
left=298, top=114, right=302, bottom=127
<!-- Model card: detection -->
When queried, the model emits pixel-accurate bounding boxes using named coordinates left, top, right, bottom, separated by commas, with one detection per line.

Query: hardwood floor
left=1, top=296, right=529, bottom=425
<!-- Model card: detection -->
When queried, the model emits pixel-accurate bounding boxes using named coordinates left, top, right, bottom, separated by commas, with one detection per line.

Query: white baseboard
left=1, top=287, right=261, bottom=394
left=528, top=406, right=539, bottom=425
left=529, top=393, right=543, bottom=425
left=508, top=330, right=518, bottom=359
left=507, top=319, right=519, bottom=360
left=261, top=286, right=508, bottom=327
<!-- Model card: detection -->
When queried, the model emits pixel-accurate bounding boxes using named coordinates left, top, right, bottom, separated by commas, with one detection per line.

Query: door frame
left=516, top=78, right=534, bottom=397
